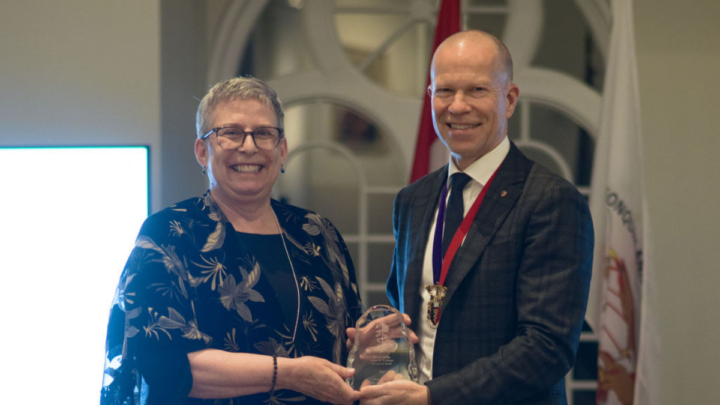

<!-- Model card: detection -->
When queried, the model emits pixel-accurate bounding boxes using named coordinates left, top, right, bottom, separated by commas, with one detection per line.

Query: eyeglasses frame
left=201, top=126, right=285, bottom=150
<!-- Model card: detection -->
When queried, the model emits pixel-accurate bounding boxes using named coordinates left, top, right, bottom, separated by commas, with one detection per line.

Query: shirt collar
left=448, top=136, right=510, bottom=186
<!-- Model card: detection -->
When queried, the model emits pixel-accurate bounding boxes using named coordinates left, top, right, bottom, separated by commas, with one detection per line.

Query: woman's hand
left=277, top=356, right=361, bottom=405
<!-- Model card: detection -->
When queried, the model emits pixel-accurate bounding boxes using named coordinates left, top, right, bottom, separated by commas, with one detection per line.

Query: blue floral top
left=101, top=192, right=363, bottom=405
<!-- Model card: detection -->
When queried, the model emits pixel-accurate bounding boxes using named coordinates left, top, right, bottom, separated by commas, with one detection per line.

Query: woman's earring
left=202, top=166, right=206, bottom=175
left=281, top=164, right=285, bottom=174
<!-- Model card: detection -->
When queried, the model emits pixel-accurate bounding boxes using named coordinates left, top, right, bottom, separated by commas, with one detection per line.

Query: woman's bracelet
left=270, top=352, right=278, bottom=396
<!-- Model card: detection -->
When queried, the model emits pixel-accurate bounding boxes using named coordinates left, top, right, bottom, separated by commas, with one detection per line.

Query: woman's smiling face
left=195, top=98, right=287, bottom=205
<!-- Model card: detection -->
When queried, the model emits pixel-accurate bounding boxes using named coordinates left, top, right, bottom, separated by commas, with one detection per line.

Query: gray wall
left=159, top=0, right=210, bottom=207
left=635, top=0, right=720, bottom=403
left=0, top=0, right=163, bottom=210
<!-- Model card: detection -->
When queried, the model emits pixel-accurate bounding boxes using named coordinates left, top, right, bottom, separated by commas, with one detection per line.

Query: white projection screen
left=0, top=146, right=149, bottom=403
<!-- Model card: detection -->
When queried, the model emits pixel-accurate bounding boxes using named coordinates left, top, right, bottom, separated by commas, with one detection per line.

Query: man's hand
left=347, top=313, right=419, bottom=352
left=360, top=380, right=428, bottom=405
left=277, top=356, right=360, bottom=405
left=357, top=370, right=404, bottom=389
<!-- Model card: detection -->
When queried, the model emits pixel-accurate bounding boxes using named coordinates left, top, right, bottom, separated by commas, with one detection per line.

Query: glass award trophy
left=346, top=305, right=418, bottom=389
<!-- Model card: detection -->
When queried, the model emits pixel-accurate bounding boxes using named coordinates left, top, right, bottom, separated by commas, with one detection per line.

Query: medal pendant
left=425, top=284, right=447, bottom=325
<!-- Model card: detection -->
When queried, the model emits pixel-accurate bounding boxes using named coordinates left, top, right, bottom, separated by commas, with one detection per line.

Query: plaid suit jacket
left=387, top=143, right=594, bottom=405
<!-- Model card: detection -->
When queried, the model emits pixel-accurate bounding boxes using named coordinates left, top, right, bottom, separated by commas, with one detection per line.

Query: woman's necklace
left=273, top=211, right=301, bottom=342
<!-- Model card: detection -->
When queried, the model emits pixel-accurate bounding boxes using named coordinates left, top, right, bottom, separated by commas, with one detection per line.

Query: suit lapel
left=441, top=144, right=533, bottom=312
left=403, top=166, right=448, bottom=320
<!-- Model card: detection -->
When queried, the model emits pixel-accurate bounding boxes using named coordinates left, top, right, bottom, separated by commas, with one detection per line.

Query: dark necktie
left=442, top=172, right=472, bottom=258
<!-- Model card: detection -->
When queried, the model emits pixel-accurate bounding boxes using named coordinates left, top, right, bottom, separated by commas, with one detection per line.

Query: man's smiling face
left=429, top=36, right=518, bottom=171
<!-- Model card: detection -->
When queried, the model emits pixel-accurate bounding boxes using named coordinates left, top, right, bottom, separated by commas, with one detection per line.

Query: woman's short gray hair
left=196, top=76, right=285, bottom=138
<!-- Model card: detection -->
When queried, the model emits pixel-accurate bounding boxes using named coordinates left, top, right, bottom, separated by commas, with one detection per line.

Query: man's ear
left=427, top=84, right=433, bottom=98
left=505, top=83, right=520, bottom=119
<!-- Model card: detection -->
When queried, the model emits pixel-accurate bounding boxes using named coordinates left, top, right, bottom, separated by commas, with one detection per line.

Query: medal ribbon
left=432, top=167, right=501, bottom=287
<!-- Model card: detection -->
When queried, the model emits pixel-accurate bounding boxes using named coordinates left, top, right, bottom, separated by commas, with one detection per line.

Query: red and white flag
left=409, top=0, right=461, bottom=183
left=586, top=1, right=660, bottom=405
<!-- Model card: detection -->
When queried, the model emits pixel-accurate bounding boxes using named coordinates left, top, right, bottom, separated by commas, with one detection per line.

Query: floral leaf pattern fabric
left=218, top=262, right=264, bottom=323
left=302, top=214, right=350, bottom=288
left=101, top=192, right=363, bottom=405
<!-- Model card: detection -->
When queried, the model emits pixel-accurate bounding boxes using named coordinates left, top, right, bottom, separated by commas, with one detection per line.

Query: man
left=361, top=30, right=593, bottom=405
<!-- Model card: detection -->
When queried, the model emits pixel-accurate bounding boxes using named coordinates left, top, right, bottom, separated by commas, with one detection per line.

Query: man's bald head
left=431, top=30, right=514, bottom=86
left=426, top=29, right=520, bottom=170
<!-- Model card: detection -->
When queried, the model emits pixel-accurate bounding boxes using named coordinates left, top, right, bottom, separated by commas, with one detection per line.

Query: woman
left=101, top=77, right=364, bottom=405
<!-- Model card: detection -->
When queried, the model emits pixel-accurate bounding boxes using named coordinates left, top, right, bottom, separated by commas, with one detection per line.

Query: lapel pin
left=501, top=191, right=508, bottom=197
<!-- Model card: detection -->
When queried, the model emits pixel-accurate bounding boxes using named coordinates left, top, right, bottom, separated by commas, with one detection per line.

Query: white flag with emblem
left=586, top=1, right=660, bottom=405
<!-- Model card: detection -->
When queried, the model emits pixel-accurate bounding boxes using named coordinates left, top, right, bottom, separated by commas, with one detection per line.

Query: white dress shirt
left=416, top=136, right=510, bottom=383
